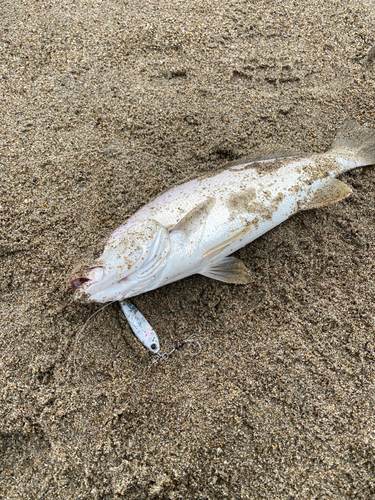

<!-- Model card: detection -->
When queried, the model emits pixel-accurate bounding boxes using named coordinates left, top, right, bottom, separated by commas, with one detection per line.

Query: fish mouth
left=70, top=264, right=134, bottom=303
left=70, top=266, right=105, bottom=296
left=70, top=276, right=90, bottom=290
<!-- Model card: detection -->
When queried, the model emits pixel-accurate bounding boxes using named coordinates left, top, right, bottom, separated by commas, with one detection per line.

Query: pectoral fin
left=199, top=257, right=250, bottom=284
left=202, top=224, right=254, bottom=260
left=171, top=198, right=216, bottom=238
left=300, top=179, right=352, bottom=211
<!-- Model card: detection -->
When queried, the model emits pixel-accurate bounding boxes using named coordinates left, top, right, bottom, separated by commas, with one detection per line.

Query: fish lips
left=70, top=265, right=105, bottom=301
left=71, top=267, right=134, bottom=303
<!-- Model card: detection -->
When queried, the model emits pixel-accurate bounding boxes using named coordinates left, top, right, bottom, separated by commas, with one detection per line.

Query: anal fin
left=300, top=179, right=352, bottom=211
left=199, top=257, right=250, bottom=284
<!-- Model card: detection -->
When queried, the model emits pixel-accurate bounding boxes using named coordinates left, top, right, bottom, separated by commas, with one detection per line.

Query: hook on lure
left=119, top=300, right=201, bottom=361
left=151, top=338, right=202, bottom=364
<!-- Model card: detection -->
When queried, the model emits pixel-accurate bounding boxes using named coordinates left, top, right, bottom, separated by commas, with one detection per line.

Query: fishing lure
left=119, top=300, right=160, bottom=354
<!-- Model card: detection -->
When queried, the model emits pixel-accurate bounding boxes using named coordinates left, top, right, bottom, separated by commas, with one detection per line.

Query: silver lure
left=120, top=300, right=160, bottom=353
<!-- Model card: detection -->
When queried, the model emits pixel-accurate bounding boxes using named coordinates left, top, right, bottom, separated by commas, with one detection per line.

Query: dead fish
left=70, top=120, right=375, bottom=304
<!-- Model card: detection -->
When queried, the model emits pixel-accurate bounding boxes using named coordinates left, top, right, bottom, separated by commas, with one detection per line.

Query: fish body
left=71, top=120, right=375, bottom=303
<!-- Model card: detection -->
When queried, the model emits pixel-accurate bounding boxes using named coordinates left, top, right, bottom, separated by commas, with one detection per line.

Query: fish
left=70, top=120, right=375, bottom=304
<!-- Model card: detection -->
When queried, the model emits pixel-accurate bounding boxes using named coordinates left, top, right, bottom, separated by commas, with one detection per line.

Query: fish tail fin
left=331, top=120, right=375, bottom=171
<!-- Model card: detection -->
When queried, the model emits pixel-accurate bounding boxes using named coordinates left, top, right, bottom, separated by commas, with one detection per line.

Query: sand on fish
left=1, top=0, right=375, bottom=498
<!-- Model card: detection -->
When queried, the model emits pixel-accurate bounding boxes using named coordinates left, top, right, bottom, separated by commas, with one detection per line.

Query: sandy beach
left=1, top=0, right=375, bottom=498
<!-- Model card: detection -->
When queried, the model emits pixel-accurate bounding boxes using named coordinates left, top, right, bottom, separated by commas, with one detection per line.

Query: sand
left=1, top=0, right=375, bottom=498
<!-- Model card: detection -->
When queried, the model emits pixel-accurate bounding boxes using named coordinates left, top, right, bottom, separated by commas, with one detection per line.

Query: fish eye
left=150, top=343, right=157, bottom=351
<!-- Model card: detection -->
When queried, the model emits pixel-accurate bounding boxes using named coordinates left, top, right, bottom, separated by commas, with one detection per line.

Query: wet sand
left=1, top=0, right=375, bottom=498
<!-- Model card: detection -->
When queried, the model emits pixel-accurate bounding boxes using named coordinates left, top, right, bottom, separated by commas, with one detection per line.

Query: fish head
left=70, top=219, right=170, bottom=303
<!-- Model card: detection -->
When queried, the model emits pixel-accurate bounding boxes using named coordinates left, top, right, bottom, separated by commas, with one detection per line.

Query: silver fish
left=70, top=120, right=375, bottom=304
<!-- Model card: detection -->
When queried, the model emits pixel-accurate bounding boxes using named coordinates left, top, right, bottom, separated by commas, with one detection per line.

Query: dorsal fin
left=226, top=151, right=305, bottom=170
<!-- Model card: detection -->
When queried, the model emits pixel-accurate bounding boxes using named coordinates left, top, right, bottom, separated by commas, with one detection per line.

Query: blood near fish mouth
left=70, top=277, right=90, bottom=290
left=70, top=265, right=105, bottom=290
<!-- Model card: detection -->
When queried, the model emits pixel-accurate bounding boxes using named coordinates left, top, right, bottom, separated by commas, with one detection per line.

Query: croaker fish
left=70, top=120, right=375, bottom=304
